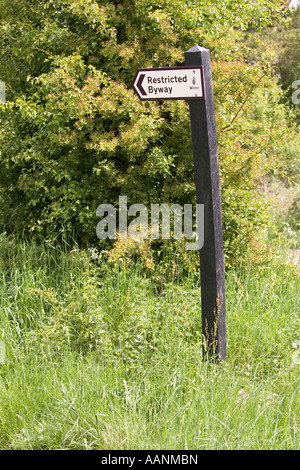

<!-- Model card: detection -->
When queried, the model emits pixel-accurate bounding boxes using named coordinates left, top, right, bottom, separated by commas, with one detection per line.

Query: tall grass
left=0, top=234, right=299, bottom=449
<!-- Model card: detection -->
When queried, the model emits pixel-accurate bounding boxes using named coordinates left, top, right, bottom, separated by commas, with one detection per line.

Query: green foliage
left=276, top=7, right=300, bottom=112
left=249, top=6, right=300, bottom=119
left=0, top=0, right=294, bottom=264
left=246, top=9, right=300, bottom=244
left=0, top=237, right=299, bottom=449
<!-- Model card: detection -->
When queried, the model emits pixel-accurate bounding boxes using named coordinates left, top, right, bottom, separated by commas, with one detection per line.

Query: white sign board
left=132, top=67, right=204, bottom=101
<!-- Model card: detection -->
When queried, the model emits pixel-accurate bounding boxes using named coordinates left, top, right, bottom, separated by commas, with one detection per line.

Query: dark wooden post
left=185, top=45, right=226, bottom=361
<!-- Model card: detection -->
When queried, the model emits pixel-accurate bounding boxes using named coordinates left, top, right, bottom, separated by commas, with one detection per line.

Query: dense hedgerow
left=0, top=0, right=296, bottom=264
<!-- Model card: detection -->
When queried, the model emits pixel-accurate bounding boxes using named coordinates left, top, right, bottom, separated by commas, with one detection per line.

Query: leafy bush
left=0, top=0, right=295, bottom=264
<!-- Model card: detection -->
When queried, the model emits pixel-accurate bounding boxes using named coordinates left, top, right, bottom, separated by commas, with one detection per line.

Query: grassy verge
left=0, top=235, right=299, bottom=449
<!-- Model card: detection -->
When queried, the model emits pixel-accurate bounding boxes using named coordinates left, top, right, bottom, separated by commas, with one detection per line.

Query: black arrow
left=137, top=73, right=147, bottom=96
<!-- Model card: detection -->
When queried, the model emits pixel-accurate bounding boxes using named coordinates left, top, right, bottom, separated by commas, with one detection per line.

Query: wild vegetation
left=0, top=0, right=298, bottom=263
left=0, top=0, right=299, bottom=450
left=0, top=236, right=299, bottom=449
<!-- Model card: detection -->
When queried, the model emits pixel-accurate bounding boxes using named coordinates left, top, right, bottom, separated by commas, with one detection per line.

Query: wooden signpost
left=133, top=45, right=226, bottom=361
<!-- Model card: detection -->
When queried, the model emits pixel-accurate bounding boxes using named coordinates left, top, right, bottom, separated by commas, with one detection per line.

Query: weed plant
left=0, top=234, right=299, bottom=449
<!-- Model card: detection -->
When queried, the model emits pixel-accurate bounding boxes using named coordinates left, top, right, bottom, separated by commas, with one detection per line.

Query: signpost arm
left=184, top=45, right=226, bottom=361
